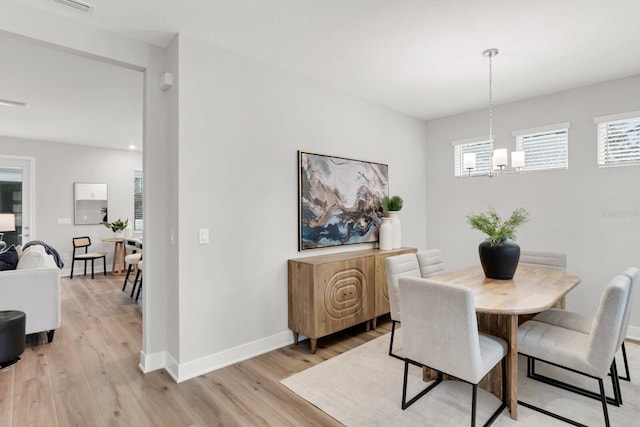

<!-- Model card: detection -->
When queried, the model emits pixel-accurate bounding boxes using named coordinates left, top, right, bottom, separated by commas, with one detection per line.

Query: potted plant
left=381, top=195, right=403, bottom=249
left=381, top=195, right=403, bottom=213
left=466, top=207, right=530, bottom=279
left=103, top=218, right=129, bottom=236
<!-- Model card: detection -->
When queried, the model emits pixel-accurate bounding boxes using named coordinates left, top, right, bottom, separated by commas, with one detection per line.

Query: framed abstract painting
left=298, top=151, right=389, bottom=250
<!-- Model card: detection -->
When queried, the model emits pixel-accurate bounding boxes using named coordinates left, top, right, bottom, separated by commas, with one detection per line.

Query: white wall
left=425, top=74, right=640, bottom=339
left=0, top=136, right=141, bottom=275
left=173, top=34, right=427, bottom=380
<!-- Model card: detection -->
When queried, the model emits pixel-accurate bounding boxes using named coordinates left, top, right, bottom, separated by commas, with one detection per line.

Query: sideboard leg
left=371, top=317, right=378, bottom=329
left=293, top=331, right=299, bottom=345
left=310, top=339, right=317, bottom=354
left=365, top=321, right=371, bottom=332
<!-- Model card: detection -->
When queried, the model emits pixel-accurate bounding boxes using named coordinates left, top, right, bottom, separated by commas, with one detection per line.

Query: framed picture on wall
left=298, top=151, right=389, bottom=250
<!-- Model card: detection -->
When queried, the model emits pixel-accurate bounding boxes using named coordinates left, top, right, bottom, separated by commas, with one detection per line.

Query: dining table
left=102, top=236, right=143, bottom=276
left=424, top=264, right=581, bottom=420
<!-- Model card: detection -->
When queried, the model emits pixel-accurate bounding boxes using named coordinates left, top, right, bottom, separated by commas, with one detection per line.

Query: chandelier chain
left=488, top=51, right=493, bottom=142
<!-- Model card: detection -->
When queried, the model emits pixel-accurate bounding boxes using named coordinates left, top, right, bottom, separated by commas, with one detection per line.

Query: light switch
left=199, top=228, right=209, bottom=244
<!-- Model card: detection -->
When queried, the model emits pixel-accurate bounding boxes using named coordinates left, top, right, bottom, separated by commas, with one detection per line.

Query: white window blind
left=453, top=139, right=493, bottom=177
left=594, top=112, right=640, bottom=167
left=513, top=123, right=569, bottom=172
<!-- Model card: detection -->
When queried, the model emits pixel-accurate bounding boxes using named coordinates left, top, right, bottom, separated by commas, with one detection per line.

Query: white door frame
left=0, top=155, right=35, bottom=243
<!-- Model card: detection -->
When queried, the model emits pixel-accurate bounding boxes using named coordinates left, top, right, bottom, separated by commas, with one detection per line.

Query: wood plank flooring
left=0, top=274, right=390, bottom=426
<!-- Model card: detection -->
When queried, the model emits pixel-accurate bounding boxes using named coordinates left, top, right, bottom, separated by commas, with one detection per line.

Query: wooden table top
left=428, top=265, right=581, bottom=315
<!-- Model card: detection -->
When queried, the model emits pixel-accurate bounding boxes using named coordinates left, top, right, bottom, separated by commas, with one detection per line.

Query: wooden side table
left=102, top=237, right=126, bottom=275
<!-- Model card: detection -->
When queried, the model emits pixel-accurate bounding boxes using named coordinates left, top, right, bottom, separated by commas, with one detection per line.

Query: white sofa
left=0, top=245, right=61, bottom=342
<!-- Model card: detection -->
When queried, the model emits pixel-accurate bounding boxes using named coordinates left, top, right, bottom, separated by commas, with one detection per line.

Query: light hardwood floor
left=0, top=274, right=390, bottom=426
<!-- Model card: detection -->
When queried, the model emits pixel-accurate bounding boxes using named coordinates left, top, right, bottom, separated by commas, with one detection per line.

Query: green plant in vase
left=381, top=195, right=404, bottom=249
left=466, top=207, right=530, bottom=279
left=103, top=218, right=129, bottom=233
left=381, top=195, right=403, bottom=212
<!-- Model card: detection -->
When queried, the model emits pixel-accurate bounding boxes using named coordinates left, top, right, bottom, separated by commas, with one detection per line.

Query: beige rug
left=280, top=332, right=640, bottom=426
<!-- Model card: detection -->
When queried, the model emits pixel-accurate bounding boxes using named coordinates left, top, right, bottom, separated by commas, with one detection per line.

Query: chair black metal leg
left=135, top=277, right=142, bottom=301
left=610, top=362, right=622, bottom=406
left=123, top=264, right=133, bottom=291
left=91, top=259, right=95, bottom=279
left=620, top=342, right=631, bottom=381
left=483, top=358, right=507, bottom=427
left=103, top=256, right=107, bottom=276
left=389, top=321, right=403, bottom=360
left=84, top=260, right=87, bottom=277
left=471, top=384, right=477, bottom=427
left=401, top=359, right=441, bottom=410
left=598, top=378, right=611, bottom=427
left=131, top=269, right=142, bottom=298
left=70, top=258, right=75, bottom=279
left=518, top=355, right=613, bottom=427
left=529, top=357, right=620, bottom=406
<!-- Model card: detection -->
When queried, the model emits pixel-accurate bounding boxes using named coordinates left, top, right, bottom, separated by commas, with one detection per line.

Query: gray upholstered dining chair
left=398, top=276, right=508, bottom=427
left=518, top=273, right=631, bottom=426
left=416, top=248, right=445, bottom=278
left=530, top=266, right=639, bottom=405
left=519, top=250, right=567, bottom=271
left=384, top=253, right=421, bottom=360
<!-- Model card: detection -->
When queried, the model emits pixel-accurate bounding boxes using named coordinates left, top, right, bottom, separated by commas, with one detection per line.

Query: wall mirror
left=74, top=183, right=108, bottom=225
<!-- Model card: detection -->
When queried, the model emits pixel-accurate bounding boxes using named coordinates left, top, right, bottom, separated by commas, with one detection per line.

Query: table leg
left=507, top=314, right=518, bottom=419
left=111, top=242, right=126, bottom=275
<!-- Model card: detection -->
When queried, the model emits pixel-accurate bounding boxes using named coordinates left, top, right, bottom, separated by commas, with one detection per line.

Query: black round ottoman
left=0, top=310, right=26, bottom=369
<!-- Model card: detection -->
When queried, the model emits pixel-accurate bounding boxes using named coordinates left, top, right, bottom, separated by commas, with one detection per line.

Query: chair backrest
left=385, top=253, right=421, bottom=322
left=587, top=274, right=631, bottom=376
left=72, top=236, right=92, bottom=256
left=73, top=236, right=91, bottom=249
left=416, top=249, right=445, bottom=278
left=616, top=267, right=640, bottom=349
left=519, top=250, right=567, bottom=271
left=399, top=276, right=482, bottom=383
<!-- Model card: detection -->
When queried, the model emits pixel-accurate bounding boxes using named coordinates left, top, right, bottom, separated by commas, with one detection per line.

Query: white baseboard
left=172, top=330, right=293, bottom=383
left=139, top=349, right=174, bottom=374
left=627, top=325, right=640, bottom=341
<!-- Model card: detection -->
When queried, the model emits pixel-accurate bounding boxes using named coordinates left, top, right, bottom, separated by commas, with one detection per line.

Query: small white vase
left=388, top=211, right=402, bottom=249
left=379, top=218, right=392, bottom=250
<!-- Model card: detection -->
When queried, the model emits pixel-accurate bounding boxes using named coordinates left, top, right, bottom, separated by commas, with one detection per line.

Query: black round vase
left=478, top=239, right=521, bottom=280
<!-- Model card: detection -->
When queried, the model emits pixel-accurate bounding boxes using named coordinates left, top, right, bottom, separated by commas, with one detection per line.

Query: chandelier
left=463, top=48, right=525, bottom=177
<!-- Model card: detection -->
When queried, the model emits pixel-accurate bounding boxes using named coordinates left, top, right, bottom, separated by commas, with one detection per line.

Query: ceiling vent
left=50, top=0, right=95, bottom=14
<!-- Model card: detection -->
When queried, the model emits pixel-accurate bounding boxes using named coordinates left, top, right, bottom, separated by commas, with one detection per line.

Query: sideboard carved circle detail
left=324, top=268, right=365, bottom=320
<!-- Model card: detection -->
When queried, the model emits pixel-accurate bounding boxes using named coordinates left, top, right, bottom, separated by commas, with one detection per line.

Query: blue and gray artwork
left=299, top=152, right=388, bottom=250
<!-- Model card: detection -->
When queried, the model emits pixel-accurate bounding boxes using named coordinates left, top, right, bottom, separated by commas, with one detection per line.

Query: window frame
left=512, top=122, right=570, bottom=172
left=594, top=111, right=640, bottom=168
left=452, top=136, right=494, bottom=177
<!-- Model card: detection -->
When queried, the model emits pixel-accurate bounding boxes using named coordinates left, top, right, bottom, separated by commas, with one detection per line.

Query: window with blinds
left=513, top=123, right=569, bottom=172
left=594, top=112, right=640, bottom=167
left=453, top=139, right=493, bottom=177
left=134, top=169, right=143, bottom=230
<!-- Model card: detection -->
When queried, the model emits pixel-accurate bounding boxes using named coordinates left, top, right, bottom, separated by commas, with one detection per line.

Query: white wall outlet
left=57, top=217, right=71, bottom=225
left=62, top=252, right=70, bottom=261
left=198, top=228, right=209, bottom=244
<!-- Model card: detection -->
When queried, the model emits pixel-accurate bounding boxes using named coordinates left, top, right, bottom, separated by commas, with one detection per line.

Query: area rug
left=280, top=332, right=640, bottom=426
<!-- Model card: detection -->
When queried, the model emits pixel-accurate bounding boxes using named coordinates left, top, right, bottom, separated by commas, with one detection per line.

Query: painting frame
left=298, top=151, right=389, bottom=250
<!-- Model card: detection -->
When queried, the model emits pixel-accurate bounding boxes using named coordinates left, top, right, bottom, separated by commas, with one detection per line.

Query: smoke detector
left=50, top=0, right=96, bottom=14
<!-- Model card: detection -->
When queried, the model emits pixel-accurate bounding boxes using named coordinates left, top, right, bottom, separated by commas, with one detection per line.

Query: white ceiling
left=0, top=32, right=143, bottom=150
left=2, top=0, right=640, bottom=149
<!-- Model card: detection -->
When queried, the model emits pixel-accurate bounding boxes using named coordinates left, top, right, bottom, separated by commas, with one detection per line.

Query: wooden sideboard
left=288, top=247, right=416, bottom=353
